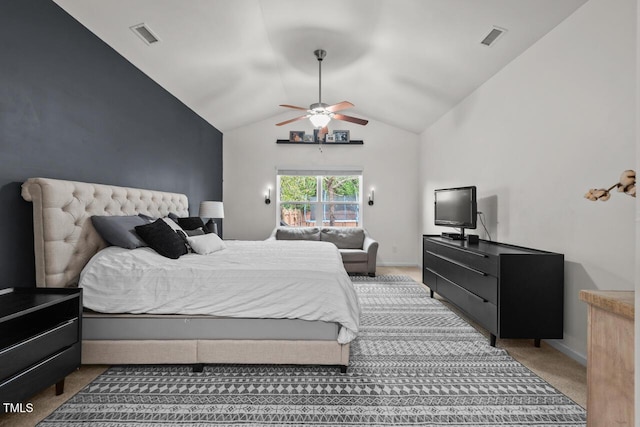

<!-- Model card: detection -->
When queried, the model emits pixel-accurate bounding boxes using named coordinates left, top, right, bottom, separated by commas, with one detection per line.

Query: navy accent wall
left=0, top=1, right=223, bottom=288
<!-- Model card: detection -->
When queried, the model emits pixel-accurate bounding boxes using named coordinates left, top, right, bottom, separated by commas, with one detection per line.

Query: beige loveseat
left=267, top=227, right=378, bottom=276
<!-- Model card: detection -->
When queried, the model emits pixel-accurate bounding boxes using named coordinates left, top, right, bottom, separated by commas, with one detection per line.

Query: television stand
left=422, top=235, right=564, bottom=347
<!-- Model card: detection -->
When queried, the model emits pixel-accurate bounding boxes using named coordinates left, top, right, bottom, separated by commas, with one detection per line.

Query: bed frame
left=21, top=178, right=350, bottom=370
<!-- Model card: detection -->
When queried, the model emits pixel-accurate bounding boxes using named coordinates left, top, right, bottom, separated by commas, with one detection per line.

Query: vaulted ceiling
left=54, top=0, right=586, bottom=134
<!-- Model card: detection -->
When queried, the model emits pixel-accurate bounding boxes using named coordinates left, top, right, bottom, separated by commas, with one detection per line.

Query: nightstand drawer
left=0, top=343, right=80, bottom=404
left=0, top=317, right=79, bottom=381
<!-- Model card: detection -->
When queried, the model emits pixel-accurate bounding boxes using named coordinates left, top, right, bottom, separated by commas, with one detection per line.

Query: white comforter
left=79, top=240, right=360, bottom=343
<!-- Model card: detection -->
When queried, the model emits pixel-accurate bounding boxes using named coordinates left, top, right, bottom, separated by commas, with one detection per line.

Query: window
left=277, top=169, right=363, bottom=227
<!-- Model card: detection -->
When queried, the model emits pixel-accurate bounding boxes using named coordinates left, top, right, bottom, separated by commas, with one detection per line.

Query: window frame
left=276, top=170, right=363, bottom=228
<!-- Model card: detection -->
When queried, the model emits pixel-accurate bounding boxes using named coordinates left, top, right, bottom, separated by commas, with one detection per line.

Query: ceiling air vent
left=480, top=26, right=506, bottom=47
left=130, top=23, right=160, bottom=45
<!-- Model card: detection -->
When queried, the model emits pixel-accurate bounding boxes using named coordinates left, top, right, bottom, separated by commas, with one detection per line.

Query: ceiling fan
left=276, top=49, right=368, bottom=128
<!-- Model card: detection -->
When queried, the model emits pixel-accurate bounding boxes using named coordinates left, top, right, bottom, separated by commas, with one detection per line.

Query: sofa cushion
left=339, top=249, right=368, bottom=263
left=276, top=227, right=320, bottom=241
left=321, top=228, right=365, bottom=249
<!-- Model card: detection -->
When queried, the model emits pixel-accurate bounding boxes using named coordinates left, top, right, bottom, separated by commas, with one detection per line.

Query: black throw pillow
left=135, top=219, right=187, bottom=259
left=177, top=216, right=205, bottom=231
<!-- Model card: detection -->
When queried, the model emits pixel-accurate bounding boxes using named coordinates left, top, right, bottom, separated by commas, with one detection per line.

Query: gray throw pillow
left=276, top=227, right=320, bottom=241
left=91, top=215, right=151, bottom=249
left=320, top=228, right=365, bottom=249
left=185, top=227, right=206, bottom=236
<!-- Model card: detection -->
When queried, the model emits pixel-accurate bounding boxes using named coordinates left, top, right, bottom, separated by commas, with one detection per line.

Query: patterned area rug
left=40, top=275, right=586, bottom=426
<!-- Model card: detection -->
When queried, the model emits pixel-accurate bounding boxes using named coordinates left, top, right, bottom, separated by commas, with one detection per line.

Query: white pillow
left=187, top=233, right=226, bottom=255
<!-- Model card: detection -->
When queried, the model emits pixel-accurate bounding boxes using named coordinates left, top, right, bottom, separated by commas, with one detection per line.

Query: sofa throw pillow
left=320, top=228, right=365, bottom=249
left=187, top=233, right=226, bottom=255
left=91, top=215, right=150, bottom=249
left=135, top=219, right=188, bottom=259
left=276, top=227, right=321, bottom=241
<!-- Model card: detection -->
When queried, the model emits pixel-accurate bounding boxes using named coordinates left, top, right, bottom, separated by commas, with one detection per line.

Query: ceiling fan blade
left=275, top=115, right=308, bottom=126
left=333, top=113, right=368, bottom=126
left=325, top=101, right=354, bottom=113
left=279, top=104, right=309, bottom=111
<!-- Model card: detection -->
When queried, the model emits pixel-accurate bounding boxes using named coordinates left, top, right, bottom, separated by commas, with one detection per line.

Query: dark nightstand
left=0, top=287, right=82, bottom=407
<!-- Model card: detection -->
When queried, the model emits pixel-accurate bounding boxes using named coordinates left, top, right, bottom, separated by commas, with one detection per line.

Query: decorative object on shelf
left=334, top=130, right=350, bottom=142
left=265, top=188, right=271, bottom=205
left=303, top=134, right=314, bottom=142
left=314, top=127, right=329, bottom=143
left=585, top=170, right=636, bottom=201
left=275, top=49, right=368, bottom=129
left=368, top=189, right=375, bottom=206
left=326, top=134, right=336, bottom=143
left=289, top=131, right=304, bottom=142
left=199, top=201, right=224, bottom=235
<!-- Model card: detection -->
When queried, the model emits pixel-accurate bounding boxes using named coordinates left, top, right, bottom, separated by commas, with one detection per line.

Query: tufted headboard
left=21, top=178, right=189, bottom=288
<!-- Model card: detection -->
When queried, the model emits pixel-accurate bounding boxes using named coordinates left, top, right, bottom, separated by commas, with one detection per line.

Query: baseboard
left=377, top=262, right=420, bottom=267
left=544, top=339, right=587, bottom=366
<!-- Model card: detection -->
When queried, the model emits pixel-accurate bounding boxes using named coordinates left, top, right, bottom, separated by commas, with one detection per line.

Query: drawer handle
left=427, top=241, right=488, bottom=258
left=425, top=266, right=442, bottom=278
left=426, top=251, right=488, bottom=276
left=431, top=272, right=489, bottom=302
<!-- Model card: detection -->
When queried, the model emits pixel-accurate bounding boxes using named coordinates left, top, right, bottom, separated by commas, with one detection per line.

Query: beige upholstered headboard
left=21, top=178, right=189, bottom=288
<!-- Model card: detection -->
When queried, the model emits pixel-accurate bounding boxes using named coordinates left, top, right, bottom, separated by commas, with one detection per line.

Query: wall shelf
left=276, top=139, right=363, bottom=145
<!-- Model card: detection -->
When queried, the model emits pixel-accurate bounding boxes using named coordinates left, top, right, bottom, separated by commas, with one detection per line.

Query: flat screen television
left=434, top=186, right=477, bottom=237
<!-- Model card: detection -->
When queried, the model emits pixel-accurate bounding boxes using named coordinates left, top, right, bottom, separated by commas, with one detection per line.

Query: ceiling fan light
left=309, top=114, right=331, bottom=128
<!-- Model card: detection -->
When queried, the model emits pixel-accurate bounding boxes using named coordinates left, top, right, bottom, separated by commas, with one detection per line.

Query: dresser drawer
left=438, top=245, right=497, bottom=276
left=0, top=317, right=79, bottom=381
left=423, top=239, right=441, bottom=254
left=429, top=255, right=497, bottom=304
left=0, top=343, right=81, bottom=404
left=437, top=276, right=498, bottom=335
left=423, top=267, right=438, bottom=293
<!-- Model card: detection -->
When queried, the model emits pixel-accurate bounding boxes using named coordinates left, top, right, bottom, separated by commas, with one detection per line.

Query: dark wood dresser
left=423, top=235, right=564, bottom=346
left=0, top=287, right=82, bottom=408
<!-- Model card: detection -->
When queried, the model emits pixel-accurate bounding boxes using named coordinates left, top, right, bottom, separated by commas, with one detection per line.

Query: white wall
left=419, top=0, right=636, bottom=362
left=223, top=114, right=420, bottom=266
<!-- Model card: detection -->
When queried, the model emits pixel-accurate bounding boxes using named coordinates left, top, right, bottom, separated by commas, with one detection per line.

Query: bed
left=21, top=177, right=357, bottom=371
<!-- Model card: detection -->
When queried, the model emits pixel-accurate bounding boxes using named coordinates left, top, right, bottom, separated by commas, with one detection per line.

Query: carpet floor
left=39, top=275, right=586, bottom=426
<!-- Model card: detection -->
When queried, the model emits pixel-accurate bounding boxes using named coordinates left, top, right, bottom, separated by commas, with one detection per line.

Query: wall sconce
left=368, top=189, right=374, bottom=206
left=585, top=170, right=636, bottom=201
left=265, top=188, right=271, bottom=205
